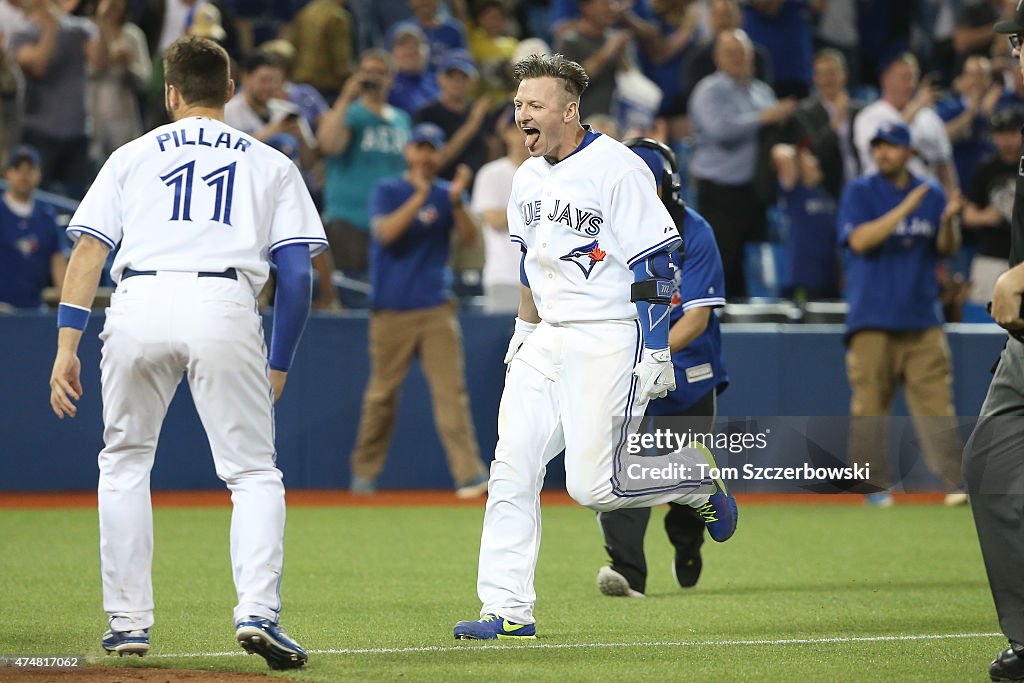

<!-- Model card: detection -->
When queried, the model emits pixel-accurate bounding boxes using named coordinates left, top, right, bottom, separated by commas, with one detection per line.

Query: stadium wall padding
left=0, top=314, right=1006, bottom=492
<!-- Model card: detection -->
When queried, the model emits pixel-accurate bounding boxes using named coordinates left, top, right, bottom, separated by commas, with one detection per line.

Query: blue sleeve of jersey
left=519, top=247, right=529, bottom=288
left=268, top=244, right=313, bottom=372
left=678, top=215, right=727, bottom=308
left=837, top=181, right=870, bottom=246
left=631, top=251, right=673, bottom=350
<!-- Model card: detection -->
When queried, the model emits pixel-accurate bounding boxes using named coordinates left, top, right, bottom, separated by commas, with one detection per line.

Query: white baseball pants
left=97, top=272, right=285, bottom=631
left=477, top=320, right=709, bottom=624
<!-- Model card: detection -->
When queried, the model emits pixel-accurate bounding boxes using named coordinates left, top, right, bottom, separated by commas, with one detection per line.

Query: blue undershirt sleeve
left=631, top=251, right=673, bottom=351
left=268, top=243, right=313, bottom=372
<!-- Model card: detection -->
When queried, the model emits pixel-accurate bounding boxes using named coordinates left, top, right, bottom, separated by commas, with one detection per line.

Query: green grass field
left=0, top=501, right=1004, bottom=681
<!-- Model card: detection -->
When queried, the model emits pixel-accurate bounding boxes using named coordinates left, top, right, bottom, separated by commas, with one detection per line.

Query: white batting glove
left=632, top=348, right=675, bottom=405
left=504, top=318, right=537, bottom=364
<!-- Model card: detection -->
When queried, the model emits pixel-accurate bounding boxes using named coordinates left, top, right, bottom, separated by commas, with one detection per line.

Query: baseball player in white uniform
left=454, top=54, right=738, bottom=640
left=47, top=37, right=326, bottom=669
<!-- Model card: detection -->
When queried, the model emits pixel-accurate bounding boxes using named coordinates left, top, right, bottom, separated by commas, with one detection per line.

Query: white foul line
left=136, top=631, right=1002, bottom=660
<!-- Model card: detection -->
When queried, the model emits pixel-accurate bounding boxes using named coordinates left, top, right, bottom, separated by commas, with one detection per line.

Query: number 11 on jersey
left=161, top=161, right=236, bottom=225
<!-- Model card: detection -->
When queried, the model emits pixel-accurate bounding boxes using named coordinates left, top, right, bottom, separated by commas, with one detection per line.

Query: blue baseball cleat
left=102, top=628, right=150, bottom=657
left=235, top=616, right=308, bottom=670
left=697, top=489, right=738, bottom=542
left=454, top=613, right=537, bottom=640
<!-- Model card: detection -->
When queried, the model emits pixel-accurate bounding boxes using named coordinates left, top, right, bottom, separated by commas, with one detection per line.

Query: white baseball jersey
left=67, top=116, right=328, bottom=289
left=506, top=132, right=680, bottom=324
left=475, top=131, right=710, bottom=626
left=78, top=116, right=325, bottom=634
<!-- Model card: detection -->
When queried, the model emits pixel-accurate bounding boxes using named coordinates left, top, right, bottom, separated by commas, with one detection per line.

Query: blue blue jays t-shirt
left=779, top=184, right=838, bottom=293
left=0, top=197, right=62, bottom=308
left=647, top=207, right=729, bottom=415
left=838, top=174, right=946, bottom=335
left=368, top=176, right=461, bottom=311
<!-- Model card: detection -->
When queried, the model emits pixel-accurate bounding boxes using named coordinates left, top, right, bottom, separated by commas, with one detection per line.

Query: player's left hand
left=269, top=369, right=287, bottom=403
left=49, top=349, right=82, bottom=419
left=632, top=348, right=675, bottom=405
left=504, top=318, right=537, bottom=364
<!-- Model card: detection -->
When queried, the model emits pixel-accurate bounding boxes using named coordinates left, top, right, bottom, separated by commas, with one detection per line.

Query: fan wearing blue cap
left=0, top=145, right=68, bottom=310
left=592, top=137, right=730, bottom=599
left=838, top=120, right=966, bottom=507
left=347, top=122, right=490, bottom=499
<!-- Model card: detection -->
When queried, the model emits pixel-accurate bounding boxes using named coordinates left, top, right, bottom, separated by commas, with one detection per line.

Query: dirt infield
left=2, top=667, right=271, bottom=682
left=0, top=490, right=951, bottom=509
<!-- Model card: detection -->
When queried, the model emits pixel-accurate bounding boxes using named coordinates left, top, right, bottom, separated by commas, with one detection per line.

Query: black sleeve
left=967, top=161, right=993, bottom=207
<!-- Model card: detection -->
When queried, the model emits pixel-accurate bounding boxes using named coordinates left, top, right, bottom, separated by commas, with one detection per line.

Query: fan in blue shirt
left=772, top=144, right=840, bottom=300
left=349, top=123, right=489, bottom=498
left=838, top=124, right=960, bottom=336
left=0, top=146, right=67, bottom=310
left=837, top=121, right=965, bottom=507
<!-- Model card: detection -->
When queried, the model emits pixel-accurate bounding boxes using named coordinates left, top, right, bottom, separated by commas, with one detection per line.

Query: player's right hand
left=49, top=350, right=82, bottom=419
left=632, top=348, right=675, bottom=405
left=504, top=318, right=538, bottom=364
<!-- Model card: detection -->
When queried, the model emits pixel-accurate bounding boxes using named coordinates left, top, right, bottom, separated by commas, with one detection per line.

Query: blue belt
left=122, top=267, right=237, bottom=281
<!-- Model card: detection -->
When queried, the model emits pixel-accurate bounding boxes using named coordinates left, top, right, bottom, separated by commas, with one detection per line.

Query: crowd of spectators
left=1, top=0, right=1023, bottom=319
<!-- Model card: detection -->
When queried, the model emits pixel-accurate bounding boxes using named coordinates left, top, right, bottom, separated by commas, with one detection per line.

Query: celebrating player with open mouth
left=453, top=53, right=738, bottom=641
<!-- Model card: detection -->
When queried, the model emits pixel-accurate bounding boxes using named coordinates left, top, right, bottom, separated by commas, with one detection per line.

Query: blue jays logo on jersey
left=15, top=235, right=39, bottom=257
left=417, top=205, right=439, bottom=225
left=560, top=240, right=607, bottom=278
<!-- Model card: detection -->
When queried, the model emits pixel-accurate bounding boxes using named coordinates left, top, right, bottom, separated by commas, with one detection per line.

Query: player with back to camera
left=594, top=137, right=730, bottom=599
left=47, top=36, right=326, bottom=670
left=453, top=53, right=738, bottom=641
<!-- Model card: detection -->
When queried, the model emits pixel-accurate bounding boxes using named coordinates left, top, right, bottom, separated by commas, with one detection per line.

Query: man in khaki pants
left=349, top=122, right=489, bottom=497
left=837, top=121, right=966, bottom=506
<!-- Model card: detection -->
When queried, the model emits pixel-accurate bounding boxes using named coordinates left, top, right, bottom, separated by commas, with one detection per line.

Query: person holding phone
left=318, top=48, right=411, bottom=280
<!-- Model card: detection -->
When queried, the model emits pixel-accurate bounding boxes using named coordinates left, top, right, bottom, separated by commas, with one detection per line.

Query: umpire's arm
left=991, top=263, right=1024, bottom=332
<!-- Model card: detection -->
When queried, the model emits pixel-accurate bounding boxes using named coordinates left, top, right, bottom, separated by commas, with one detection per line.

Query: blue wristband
left=57, top=303, right=91, bottom=331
